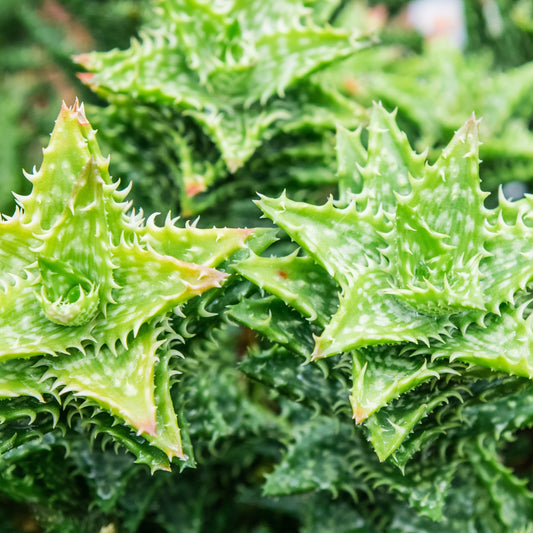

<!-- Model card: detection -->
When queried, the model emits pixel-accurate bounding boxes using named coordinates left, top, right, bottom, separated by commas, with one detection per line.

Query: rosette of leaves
left=0, top=100, right=265, bottom=474
left=231, top=102, right=533, bottom=474
left=74, top=0, right=370, bottom=215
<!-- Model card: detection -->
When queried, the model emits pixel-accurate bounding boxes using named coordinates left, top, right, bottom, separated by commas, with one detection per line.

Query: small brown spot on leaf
left=185, top=182, right=206, bottom=197
left=343, top=78, right=360, bottom=95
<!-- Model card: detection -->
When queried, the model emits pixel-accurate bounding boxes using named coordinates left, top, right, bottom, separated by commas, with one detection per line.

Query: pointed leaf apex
left=72, top=53, right=92, bottom=68
left=372, top=100, right=397, bottom=118
left=58, top=99, right=91, bottom=127
left=136, top=418, right=157, bottom=437
left=76, top=101, right=90, bottom=126
left=350, top=396, right=370, bottom=424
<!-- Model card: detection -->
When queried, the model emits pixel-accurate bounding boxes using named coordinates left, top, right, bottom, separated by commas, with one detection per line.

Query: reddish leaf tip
left=77, top=72, right=95, bottom=86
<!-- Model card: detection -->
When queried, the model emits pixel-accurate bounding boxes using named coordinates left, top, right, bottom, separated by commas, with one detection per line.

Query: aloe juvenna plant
left=0, top=100, right=265, bottom=473
left=234, top=102, right=533, bottom=457
left=3, top=1, right=533, bottom=532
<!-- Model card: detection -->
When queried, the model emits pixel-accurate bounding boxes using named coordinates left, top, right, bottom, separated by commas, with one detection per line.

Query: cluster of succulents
left=4, top=0, right=533, bottom=532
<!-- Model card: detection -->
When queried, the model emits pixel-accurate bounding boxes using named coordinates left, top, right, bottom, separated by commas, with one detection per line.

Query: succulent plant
left=4, top=2, right=533, bottom=532
left=232, top=102, right=533, bottom=468
left=0, top=100, right=264, bottom=473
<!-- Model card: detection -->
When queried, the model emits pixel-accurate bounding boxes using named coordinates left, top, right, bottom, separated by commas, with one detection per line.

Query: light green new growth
left=0, top=101, right=257, bottom=471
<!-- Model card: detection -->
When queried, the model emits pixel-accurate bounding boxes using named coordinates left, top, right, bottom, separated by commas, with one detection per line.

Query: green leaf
left=384, top=117, right=490, bottom=315
left=42, top=322, right=167, bottom=452
left=350, top=345, right=457, bottom=423
left=229, top=295, right=317, bottom=358
left=234, top=250, right=339, bottom=326
left=431, top=307, right=533, bottom=378
left=0, top=359, right=50, bottom=401
left=364, top=381, right=465, bottom=462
